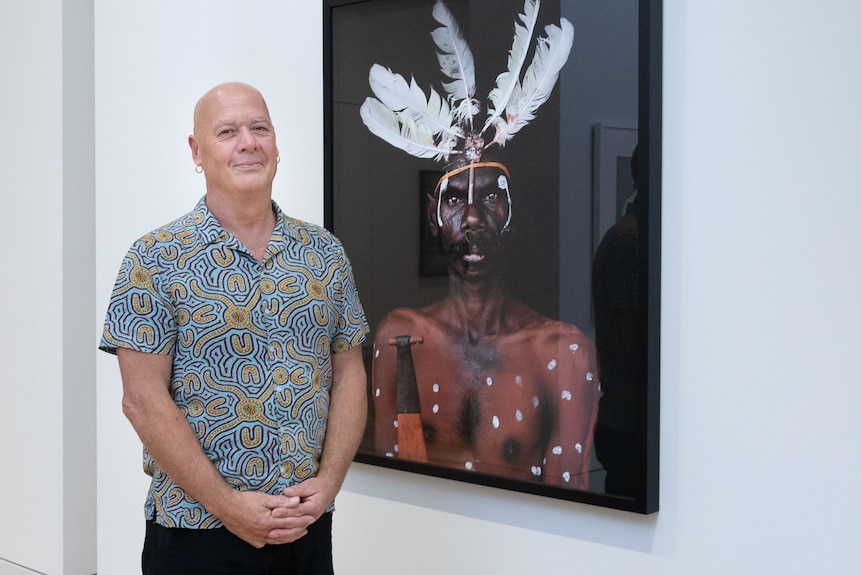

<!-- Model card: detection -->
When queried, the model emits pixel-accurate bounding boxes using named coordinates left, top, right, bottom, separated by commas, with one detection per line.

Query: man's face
left=433, top=165, right=512, bottom=277
left=189, top=83, right=278, bottom=196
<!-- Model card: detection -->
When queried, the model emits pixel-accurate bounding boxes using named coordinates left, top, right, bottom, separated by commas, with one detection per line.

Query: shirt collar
left=184, top=195, right=297, bottom=251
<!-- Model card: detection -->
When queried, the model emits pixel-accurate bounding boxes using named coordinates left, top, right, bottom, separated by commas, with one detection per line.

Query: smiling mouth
left=463, top=253, right=485, bottom=263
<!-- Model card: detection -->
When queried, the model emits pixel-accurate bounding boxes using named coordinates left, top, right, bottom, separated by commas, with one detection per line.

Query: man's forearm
left=316, top=346, right=368, bottom=496
left=118, top=348, right=238, bottom=516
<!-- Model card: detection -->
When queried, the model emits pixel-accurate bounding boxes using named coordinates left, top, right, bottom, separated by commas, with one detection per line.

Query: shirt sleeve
left=99, top=237, right=177, bottom=356
left=330, top=246, right=369, bottom=354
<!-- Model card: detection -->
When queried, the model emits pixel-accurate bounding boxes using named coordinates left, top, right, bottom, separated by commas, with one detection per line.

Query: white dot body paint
left=433, top=404, right=439, bottom=414
left=492, top=416, right=500, bottom=429
left=552, top=445, right=563, bottom=455
left=385, top=452, right=394, bottom=458
left=531, top=466, right=542, bottom=477
left=465, top=461, right=473, bottom=470
left=569, top=343, right=579, bottom=352
left=432, top=383, right=440, bottom=393
left=375, top=348, right=380, bottom=358
left=547, top=359, right=557, bottom=370
left=515, top=410, right=523, bottom=421
left=561, top=390, right=572, bottom=401
left=532, top=396, right=540, bottom=408
left=375, top=388, right=380, bottom=397
left=394, top=444, right=399, bottom=453
left=586, top=372, right=594, bottom=381
left=486, top=376, right=493, bottom=386
left=575, top=443, right=583, bottom=453
left=393, top=420, right=398, bottom=428
left=563, top=471, right=571, bottom=482
left=515, top=375, right=523, bottom=385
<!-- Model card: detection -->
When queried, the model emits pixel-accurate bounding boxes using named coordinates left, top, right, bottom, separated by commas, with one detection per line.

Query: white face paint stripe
left=498, top=175, right=512, bottom=229
left=436, top=178, right=448, bottom=226
left=467, top=165, right=475, bottom=206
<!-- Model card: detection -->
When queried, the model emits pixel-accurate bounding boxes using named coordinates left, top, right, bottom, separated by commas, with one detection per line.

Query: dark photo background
left=324, top=0, right=658, bottom=513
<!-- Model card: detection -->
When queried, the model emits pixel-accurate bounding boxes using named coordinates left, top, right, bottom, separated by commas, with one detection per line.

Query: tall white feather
left=489, top=19, right=574, bottom=147
left=367, top=64, right=462, bottom=141
left=431, top=0, right=479, bottom=127
left=359, top=98, right=459, bottom=161
left=482, top=0, right=540, bottom=136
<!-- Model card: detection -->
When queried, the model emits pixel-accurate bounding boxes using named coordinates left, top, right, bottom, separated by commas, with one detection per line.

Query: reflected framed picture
left=324, top=0, right=661, bottom=513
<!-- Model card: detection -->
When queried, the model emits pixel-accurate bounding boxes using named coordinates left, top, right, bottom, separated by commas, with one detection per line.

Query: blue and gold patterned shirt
left=100, top=196, right=368, bottom=528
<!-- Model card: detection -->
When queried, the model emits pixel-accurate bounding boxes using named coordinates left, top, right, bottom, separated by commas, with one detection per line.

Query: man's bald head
left=193, top=82, right=271, bottom=136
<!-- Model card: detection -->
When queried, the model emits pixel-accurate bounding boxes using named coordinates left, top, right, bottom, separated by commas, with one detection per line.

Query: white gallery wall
left=0, top=0, right=95, bottom=573
left=1, top=0, right=860, bottom=573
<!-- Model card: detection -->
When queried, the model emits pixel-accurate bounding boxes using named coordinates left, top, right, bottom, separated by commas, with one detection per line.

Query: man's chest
left=408, top=346, right=557, bottom=464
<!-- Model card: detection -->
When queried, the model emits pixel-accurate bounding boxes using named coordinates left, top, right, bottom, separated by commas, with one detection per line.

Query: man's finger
left=267, top=527, right=309, bottom=545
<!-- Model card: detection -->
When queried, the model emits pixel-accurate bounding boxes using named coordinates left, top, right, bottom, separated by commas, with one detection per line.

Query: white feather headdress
left=360, top=0, right=573, bottom=166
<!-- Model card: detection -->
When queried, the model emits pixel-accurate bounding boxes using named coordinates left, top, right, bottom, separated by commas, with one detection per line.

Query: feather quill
left=431, top=0, right=479, bottom=127
left=367, top=64, right=463, bottom=141
left=489, top=19, right=574, bottom=147
left=359, top=98, right=459, bottom=161
left=482, top=0, right=541, bottom=136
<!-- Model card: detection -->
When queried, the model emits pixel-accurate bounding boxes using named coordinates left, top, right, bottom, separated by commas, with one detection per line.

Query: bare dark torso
left=372, top=303, right=599, bottom=487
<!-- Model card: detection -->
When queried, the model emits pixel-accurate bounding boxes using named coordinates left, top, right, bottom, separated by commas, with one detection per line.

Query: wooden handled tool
left=390, top=335, right=427, bottom=462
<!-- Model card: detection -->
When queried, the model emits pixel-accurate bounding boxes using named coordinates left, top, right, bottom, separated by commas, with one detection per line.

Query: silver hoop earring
left=276, top=155, right=281, bottom=164
left=195, top=165, right=203, bottom=174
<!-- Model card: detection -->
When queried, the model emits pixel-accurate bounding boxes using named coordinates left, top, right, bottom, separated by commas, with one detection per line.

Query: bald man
left=100, top=82, right=369, bottom=574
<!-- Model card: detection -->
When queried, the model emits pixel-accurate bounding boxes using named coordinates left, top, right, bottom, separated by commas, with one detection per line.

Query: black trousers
left=142, top=512, right=334, bottom=575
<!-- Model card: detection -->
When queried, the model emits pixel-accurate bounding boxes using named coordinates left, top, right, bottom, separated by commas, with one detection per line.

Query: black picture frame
left=324, top=0, right=660, bottom=514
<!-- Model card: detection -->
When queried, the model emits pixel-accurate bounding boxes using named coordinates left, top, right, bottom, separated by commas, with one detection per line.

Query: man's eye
left=483, top=192, right=499, bottom=202
left=446, top=196, right=463, bottom=207
left=253, top=125, right=270, bottom=132
left=219, top=129, right=235, bottom=136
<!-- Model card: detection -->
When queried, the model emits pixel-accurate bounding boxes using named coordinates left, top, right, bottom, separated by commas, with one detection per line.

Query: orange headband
left=433, top=161, right=511, bottom=198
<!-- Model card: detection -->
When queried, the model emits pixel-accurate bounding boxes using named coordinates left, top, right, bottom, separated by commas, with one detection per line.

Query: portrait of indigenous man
left=360, top=0, right=600, bottom=489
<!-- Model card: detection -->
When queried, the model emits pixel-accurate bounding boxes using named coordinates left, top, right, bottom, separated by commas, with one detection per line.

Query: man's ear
left=189, top=135, right=200, bottom=165
left=426, top=193, right=439, bottom=237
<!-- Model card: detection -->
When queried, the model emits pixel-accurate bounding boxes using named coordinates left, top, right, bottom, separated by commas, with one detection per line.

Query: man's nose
left=236, top=126, right=259, bottom=150
left=460, top=200, right=484, bottom=230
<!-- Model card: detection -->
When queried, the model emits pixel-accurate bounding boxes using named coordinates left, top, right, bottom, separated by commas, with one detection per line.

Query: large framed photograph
left=324, top=0, right=661, bottom=513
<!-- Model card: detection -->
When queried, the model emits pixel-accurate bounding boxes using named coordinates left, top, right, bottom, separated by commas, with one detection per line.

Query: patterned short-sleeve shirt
left=100, top=196, right=369, bottom=528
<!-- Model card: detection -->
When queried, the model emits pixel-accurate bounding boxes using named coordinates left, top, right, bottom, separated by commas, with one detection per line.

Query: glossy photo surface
left=324, top=0, right=661, bottom=513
